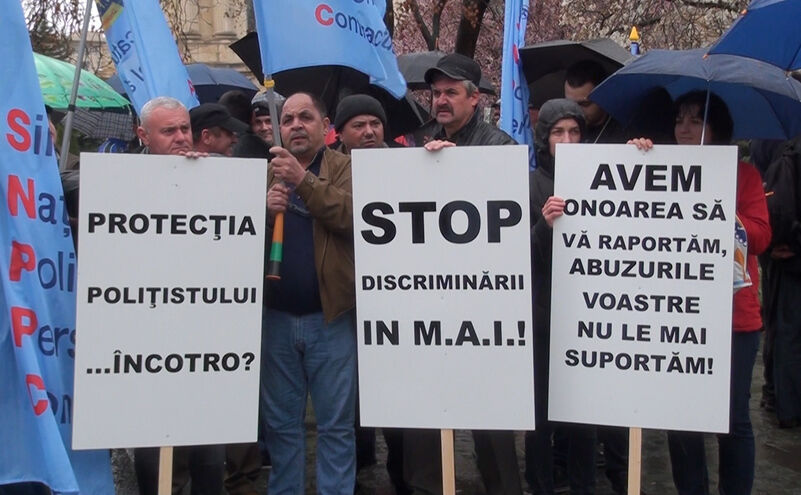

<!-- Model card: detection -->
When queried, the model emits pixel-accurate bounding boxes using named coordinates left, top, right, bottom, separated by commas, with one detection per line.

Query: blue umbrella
left=708, top=0, right=801, bottom=71
left=589, top=48, right=801, bottom=140
left=107, top=63, right=258, bottom=104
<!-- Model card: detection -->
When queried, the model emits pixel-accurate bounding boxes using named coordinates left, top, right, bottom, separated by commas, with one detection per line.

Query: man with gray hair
left=132, top=96, right=224, bottom=495
left=420, top=53, right=515, bottom=148
left=136, top=96, right=194, bottom=156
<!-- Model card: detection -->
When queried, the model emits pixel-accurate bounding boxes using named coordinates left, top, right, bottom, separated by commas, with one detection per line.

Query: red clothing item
left=733, top=160, right=771, bottom=332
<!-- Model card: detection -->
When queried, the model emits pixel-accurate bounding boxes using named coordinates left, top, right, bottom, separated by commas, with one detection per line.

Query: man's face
left=280, top=94, right=329, bottom=160
left=201, top=127, right=238, bottom=156
left=548, top=117, right=582, bottom=157
left=251, top=113, right=273, bottom=145
left=431, top=75, right=479, bottom=132
left=564, top=81, right=606, bottom=128
left=340, top=114, right=384, bottom=150
left=137, top=106, right=192, bottom=155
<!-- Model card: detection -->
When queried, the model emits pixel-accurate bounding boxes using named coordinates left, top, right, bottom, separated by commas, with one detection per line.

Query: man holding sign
left=403, top=54, right=524, bottom=495
left=131, top=97, right=226, bottom=495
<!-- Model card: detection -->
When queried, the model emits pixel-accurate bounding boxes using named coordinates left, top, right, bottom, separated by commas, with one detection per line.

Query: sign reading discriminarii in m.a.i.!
left=72, top=153, right=266, bottom=449
left=549, top=144, right=737, bottom=433
left=352, top=146, right=535, bottom=430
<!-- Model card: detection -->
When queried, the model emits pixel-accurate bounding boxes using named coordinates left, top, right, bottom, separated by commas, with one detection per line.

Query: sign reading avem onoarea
left=549, top=144, right=737, bottom=433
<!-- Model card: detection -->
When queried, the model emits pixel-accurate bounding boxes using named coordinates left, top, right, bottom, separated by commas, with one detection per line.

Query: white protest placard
left=352, top=146, right=535, bottom=430
left=549, top=144, right=737, bottom=433
left=73, top=153, right=267, bottom=449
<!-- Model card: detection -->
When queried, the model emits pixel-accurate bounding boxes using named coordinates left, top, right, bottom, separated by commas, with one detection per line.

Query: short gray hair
left=461, top=80, right=479, bottom=96
left=140, top=97, right=187, bottom=130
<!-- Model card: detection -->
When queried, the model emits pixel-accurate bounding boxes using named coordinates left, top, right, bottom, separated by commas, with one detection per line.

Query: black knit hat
left=333, top=94, right=387, bottom=132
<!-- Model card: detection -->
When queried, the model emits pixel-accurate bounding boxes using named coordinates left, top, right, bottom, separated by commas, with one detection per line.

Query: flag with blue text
left=500, top=0, right=536, bottom=169
left=95, top=0, right=199, bottom=112
left=253, top=0, right=407, bottom=99
left=0, top=0, right=113, bottom=492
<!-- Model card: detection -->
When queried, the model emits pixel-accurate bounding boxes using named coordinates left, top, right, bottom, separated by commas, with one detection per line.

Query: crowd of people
left=7, top=47, right=800, bottom=495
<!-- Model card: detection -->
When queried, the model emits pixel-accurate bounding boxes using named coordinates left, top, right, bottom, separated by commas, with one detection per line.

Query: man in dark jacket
left=757, top=136, right=801, bottom=428
left=418, top=54, right=515, bottom=149
left=564, top=60, right=624, bottom=145
left=402, top=53, right=521, bottom=495
left=331, top=93, right=410, bottom=494
left=526, top=99, right=597, bottom=495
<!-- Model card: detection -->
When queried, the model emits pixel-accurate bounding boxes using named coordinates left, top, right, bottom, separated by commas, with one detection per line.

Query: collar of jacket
left=432, top=106, right=481, bottom=142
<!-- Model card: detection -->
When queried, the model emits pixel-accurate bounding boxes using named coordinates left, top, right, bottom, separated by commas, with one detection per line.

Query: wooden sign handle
left=628, top=427, right=642, bottom=495
left=158, top=446, right=173, bottom=495
left=441, top=429, right=456, bottom=495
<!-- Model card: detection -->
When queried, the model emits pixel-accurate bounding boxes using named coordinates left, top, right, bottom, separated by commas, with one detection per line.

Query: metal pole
left=700, top=87, right=712, bottom=146
left=59, top=0, right=94, bottom=171
left=264, top=75, right=284, bottom=281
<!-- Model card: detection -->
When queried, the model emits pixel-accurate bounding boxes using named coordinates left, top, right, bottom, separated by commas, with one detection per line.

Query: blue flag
left=500, top=0, right=536, bottom=169
left=0, top=1, right=113, bottom=493
left=253, top=0, right=407, bottom=98
left=95, top=0, right=199, bottom=112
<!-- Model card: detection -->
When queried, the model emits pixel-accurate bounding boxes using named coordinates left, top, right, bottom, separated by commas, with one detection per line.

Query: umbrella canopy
left=229, top=32, right=427, bottom=138
left=34, top=53, right=131, bottom=109
left=518, top=38, right=633, bottom=84
left=708, top=0, right=801, bottom=71
left=71, top=109, right=136, bottom=140
left=397, top=50, right=496, bottom=94
left=106, top=63, right=259, bottom=104
left=34, top=53, right=135, bottom=140
left=589, top=48, right=801, bottom=140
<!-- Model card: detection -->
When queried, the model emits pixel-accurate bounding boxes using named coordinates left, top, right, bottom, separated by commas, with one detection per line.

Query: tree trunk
left=454, top=0, right=491, bottom=57
left=384, top=0, right=394, bottom=37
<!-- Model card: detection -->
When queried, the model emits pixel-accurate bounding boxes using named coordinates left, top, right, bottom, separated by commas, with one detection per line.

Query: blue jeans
left=261, top=308, right=357, bottom=495
left=667, top=331, right=761, bottom=495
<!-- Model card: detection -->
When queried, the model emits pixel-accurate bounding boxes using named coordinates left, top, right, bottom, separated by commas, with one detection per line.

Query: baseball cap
left=251, top=91, right=285, bottom=118
left=189, top=103, right=249, bottom=135
left=424, top=53, right=482, bottom=86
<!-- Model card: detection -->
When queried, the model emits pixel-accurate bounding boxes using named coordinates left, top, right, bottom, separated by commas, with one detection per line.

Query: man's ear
left=136, top=126, right=149, bottom=146
left=470, top=90, right=480, bottom=109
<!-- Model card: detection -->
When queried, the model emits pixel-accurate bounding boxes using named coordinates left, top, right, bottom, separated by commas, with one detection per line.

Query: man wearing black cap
left=420, top=53, right=515, bottom=149
left=402, top=54, right=523, bottom=495
left=189, top=103, right=248, bottom=157
left=333, top=94, right=388, bottom=153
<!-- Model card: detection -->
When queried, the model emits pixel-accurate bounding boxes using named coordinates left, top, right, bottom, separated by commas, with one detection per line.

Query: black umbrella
left=527, top=71, right=564, bottom=109
left=229, top=32, right=427, bottom=138
left=106, top=63, right=259, bottom=104
left=519, top=38, right=633, bottom=86
left=396, top=50, right=496, bottom=94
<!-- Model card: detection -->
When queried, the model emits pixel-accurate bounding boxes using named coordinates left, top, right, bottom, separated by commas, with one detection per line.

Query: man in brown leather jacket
left=262, top=92, right=357, bottom=494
